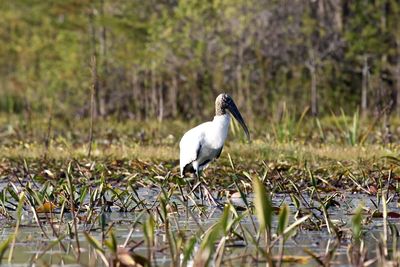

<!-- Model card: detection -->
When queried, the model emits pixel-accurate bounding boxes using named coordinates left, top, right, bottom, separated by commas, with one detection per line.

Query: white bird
left=180, top=93, right=250, bottom=179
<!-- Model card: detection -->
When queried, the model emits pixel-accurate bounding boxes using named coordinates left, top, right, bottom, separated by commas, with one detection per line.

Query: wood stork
left=179, top=93, right=250, bottom=192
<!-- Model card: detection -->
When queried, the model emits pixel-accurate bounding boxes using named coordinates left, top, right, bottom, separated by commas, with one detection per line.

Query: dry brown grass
left=1, top=139, right=397, bottom=164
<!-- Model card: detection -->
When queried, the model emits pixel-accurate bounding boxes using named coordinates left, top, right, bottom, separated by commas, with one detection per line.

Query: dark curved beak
left=227, top=101, right=250, bottom=141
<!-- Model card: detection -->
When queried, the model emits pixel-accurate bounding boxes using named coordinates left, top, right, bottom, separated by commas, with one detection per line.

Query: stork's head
left=215, top=93, right=250, bottom=140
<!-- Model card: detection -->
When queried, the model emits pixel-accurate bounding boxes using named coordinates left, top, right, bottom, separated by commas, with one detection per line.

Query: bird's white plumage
left=180, top=114, right=231, bottom=176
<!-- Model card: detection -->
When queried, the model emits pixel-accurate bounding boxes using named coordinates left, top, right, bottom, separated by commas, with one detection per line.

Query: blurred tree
left=344, top=0, right=390, bottom=116
left=387, top=0, right=400, bottom=114
left=0, top=0, right=399, bottom=122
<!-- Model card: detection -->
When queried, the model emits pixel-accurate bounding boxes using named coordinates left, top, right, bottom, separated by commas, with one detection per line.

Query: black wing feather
left=215, top=146, right=223, bottom=159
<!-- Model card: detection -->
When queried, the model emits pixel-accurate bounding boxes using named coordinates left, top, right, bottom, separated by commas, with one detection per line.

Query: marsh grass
left=1, top=115, right=400, bottom=266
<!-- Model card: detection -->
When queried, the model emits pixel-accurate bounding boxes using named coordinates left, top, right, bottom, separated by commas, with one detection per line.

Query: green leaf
left=83, top=232, right=105, bottom=254
left=283, top=215, right=311, bottom=236
left=252, top=176, right=272, bottom=233
left=220, top=204, right=230, bottom=234
left=352, top=205, right=363, bottom=244
left=0, top=235, right=12, bottom=265
left=105, top=231, right=118, bottom=253
left=289, top=194, right=300, bottom=209
left=143, top=215, right=155, bottom=246
left=182, top=236, right=197, bottom=266
left=277, top=204, right=289, bottom=235
left=308, top=168, right=317, bottom=188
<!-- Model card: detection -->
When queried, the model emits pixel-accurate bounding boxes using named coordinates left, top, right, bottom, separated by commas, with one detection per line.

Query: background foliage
left=1, top=0, right=400, bottom=122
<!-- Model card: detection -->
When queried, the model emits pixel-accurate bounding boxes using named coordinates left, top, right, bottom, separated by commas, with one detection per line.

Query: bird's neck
left=212, top=114, right=231, bottom=130
left=208, top=114, right=230, bottom=148
left=213, top=112, right=229, bottom=120
left=215, top=105, right=226, bottom=116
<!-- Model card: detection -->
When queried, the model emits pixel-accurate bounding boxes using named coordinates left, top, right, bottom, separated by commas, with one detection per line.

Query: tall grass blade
left=182, top=236, right=197, bottom=267
left=8, top=191, right=25, bottom=263
left=0, top=235, right=12, bottom=265
left=252, top=176, right=272, bottom=234
left=277, top=204, right=289, bottom=235
left=84, top=232, right=105, bottom=254
left=105, top=231, right=118, bottom=254
left=351, top=205, right=363, bottom=244
left=252, top=175, right=273, bottom=266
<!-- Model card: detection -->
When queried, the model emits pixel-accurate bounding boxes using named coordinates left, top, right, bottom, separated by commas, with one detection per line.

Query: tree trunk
left=236, top=43, right=244, bottom=108
left=158, top=80, right=164, bottom=122
left=170, top=74, right=178, bottom=117
left=311, top=67, right=317, bottom=116
left=308, top=63, right=318, bottom=116
left=100, top=0, right=107, bottom=67
left=331, top=0, right=343, bottom=32
left=99, top=0, right=107, bottom=117
left=396, top=39, right=400, bottom=115
left=89, top=10, right=99, bottom=118
left=144, top=71, right=149, bottom=120
left=131, top=68, right=138, bottom=119
left=151, top=64, right=157, bottom=118
left=244, top=70, right=252, bottom=121
left=361, top=55, right=369, bottom=116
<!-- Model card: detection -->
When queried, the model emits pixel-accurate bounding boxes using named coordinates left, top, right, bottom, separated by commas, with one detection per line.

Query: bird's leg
left=187, top=164, right=203, bottom=204
left=195, top=170, right=204, bottom=205
left=178, top=181, right=187, bottom=202
left=199, top=176, right=223, bottom=208
left=188, top=167, right=221, bottom=207
left=186, top=171, right=203, bottom=203
left=182, top=175, right=202, bottom=205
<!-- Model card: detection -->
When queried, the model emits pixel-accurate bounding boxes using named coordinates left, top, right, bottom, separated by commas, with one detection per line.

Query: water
left=0, top=182, right=399, bottom=266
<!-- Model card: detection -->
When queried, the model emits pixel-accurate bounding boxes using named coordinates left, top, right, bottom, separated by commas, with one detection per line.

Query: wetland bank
left=1, top=116, right=400, bottom=266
